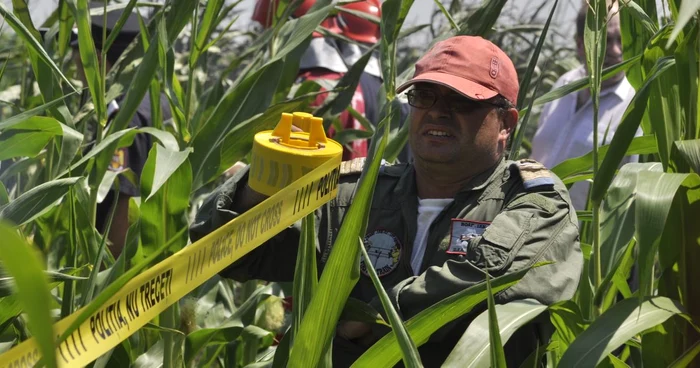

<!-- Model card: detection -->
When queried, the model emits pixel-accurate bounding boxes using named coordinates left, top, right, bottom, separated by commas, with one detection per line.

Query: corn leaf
left=107, top=0, right=196, bottom=135
left=380, top=0, right=414, bottom=100
left=0, top=222, right=57, bottom=368
left=444, top=299, right=548, bottom=368
left=551, top=135, right=658, bottom=181
left=140, top=145, right=192, bottom=201
left=383, top=100, right=410, bottom=163
left=619, top=0, right=658, bottom=90
left=190, top=0, right=223, bottom=66
left=671, top=139, right=700, bottom=174
left=594, top=238, right=636, bottom=312
left=340, top=298, right=389, bottom=327
left=0, top=177, right=81, bottom=226
left=57, top=0, right=73, bottom=60
left=558, top=297, right=689, bottom=367
left=53, top=122, right=84, bottom=178
left=211, top=99, right=307, bottom=189
left=509, top=71, right=544, bottom=161
left=59, top=127, right=179, bottom=179
left=139, top=145, right=191, bottom=257
left=674, top=22, right=698, bottom=141
left=56, top=227, right=187, bottom=345
left=0, top=182, right=8, bottom=207
left=269, top=3, right=334, bottom=65
left=67, top=0, right=106, bottom=125
left=486, top=273, right=506, bottom=368
left=532, top=56, right=640, bottom=108
left=667, top=0, right=700, bottom=47
left=0, top=295, right=23, bottom=330
left=184, top=286, right=274, bottom=365
left=635, top=171, right=700, bottom=299
left=189, top=61, right=283, bottom=188
left=106, top=31, right=161, bottom=135
left=599, top=163, right=662, bottom=281
left=590, top=57, right=675, bottom=203
left=669, top=341, right=700, bottom=368
left=432, top=0, right=460, bottom=32
left=515, top=0, right=556, bottom=109
left=548, top=300, right=587, bottom=363
left=358, top=237, right=422, bottom=368
left=0, top=2, right=75, bottom=91
left=652, top=163, right=700, bottom=360
left=313, top=44, right=377, bottom=119
left=102, top=0, right=139, bottom=55
left=287, top=95, right=392, bottom=368
left=292, top=214, right=318, bottom=342
left=352, top=265, right=533, bottom=367
left=10, top=0, right=72, bottom=127
left=153, top=11, right=188, bottom=142
left=642, top=26, right=682, bottom=169
left=59, top=128, right=135, bottom=177
left=0, top=91, right=79, bottom=131
left=0, top=117, right=63, bottom=161
left=458, top=0, right=506, bottom=37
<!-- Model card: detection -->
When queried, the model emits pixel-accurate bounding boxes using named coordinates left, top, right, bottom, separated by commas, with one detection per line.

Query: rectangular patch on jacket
left=448, top=219, right=490, bottom=255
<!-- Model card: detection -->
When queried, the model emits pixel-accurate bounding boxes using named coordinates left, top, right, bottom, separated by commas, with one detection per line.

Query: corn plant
left=0, top=0, right=698, bottom=367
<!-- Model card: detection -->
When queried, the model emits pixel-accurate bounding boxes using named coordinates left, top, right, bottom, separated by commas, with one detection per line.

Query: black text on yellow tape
left=0, top=157, right=341, bottom=368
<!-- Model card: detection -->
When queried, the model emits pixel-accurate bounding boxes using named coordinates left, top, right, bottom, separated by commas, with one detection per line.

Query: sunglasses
left=406, top=88, right=504, bottom=113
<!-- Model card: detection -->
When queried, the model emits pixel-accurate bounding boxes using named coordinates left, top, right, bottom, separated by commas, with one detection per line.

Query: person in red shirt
left=252, top=0, right=406, bottom=161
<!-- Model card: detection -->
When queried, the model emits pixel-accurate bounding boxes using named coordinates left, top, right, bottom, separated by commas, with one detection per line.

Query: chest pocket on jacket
left=466, top=211, right=533, bottom=273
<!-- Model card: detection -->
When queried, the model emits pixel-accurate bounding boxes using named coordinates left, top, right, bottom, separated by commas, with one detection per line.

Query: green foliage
left=443, top=299, right=547, bottom=368
left=0, top=222, right=57, bottom=368
left=359, top=237, right=422, bottom=368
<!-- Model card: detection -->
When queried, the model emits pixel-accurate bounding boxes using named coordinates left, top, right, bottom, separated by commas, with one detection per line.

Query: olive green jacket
left=190, top=158, right=582, bottom=367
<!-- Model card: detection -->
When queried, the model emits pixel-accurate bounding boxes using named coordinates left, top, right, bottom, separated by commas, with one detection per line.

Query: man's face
left=408, top=83, right=511, bottom=172
left=604, top=15, right=623, bottom=68
left=576, top=14, right=624, bottom=69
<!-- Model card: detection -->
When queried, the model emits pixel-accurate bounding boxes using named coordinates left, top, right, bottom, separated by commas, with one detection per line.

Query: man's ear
left=503, top=107, right=519, bottom=136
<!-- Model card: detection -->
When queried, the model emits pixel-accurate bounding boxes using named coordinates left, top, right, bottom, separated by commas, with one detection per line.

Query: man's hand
left=337, top=321, right=376, bottom=346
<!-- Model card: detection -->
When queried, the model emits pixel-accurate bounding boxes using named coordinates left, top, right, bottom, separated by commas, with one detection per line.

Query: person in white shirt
left=531, top=2, right=638, bottom=210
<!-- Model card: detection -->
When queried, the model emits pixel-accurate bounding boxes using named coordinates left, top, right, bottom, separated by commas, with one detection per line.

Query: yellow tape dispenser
left=248, top=112, right=343, bottom=196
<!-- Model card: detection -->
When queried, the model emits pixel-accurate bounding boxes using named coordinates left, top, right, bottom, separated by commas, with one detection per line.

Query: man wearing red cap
left=191, top=35, right=582, bottom=366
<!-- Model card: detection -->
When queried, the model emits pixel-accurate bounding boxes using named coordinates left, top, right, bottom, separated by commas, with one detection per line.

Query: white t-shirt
left=411, top=198, right=453, bottom=275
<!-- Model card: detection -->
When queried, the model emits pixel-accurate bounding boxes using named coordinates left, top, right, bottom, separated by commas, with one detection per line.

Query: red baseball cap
left=397, top=36, right=519, bottom=104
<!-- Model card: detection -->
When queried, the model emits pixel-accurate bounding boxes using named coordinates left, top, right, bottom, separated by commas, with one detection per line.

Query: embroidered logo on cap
left=489, top=57, right=499, bottom=79
left=361, top=230, right=402, bottom=277
left=448, top=219, right=490, bottom=255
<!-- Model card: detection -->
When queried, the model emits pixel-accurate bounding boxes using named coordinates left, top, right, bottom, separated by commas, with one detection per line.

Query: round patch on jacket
left=360, top=230, right=402, bottom=277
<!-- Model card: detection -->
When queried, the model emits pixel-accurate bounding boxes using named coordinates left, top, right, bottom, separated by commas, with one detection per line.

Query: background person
left=252, top=0, right=410, bottom=161
left=73, top=4, right=172, bottom=257
left=191, top=35, right=582, bottom=366
left=530, top=1, right=638, bottom=210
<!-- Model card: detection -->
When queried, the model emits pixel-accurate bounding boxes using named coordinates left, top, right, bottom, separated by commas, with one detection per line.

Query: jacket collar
left=393, top=159, right=507, bottom=200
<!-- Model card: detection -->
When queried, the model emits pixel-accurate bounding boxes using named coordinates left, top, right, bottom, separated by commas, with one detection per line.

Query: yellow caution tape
left=0, top=113, right=342, bottom=368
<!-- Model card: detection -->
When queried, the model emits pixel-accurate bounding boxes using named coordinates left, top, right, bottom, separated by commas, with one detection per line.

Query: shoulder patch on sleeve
left=515, top=159, right=555, bottom=190
left=340, top=158, right=402, bottom=176
left=340, top=157, right=366, bottom=175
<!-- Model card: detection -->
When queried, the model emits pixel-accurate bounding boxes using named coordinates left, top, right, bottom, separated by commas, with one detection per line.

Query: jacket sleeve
left=386, top=185, right=582, bottom=320
left=189, top=166, right=306, bottom=282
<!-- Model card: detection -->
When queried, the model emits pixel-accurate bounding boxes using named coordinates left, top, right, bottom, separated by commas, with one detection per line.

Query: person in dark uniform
left=73, top=5, right=171, bottom=257
left=191, top=36, right=582, bottom=366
